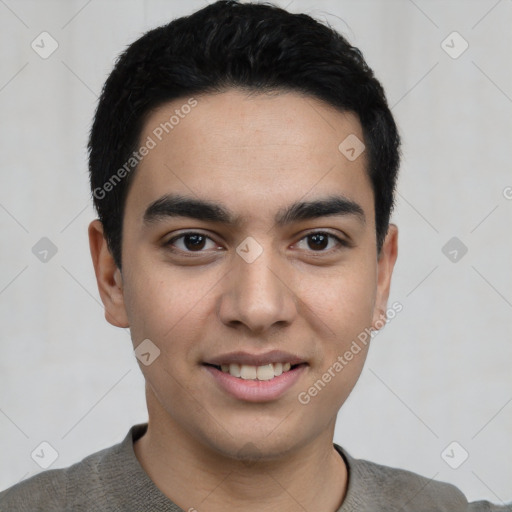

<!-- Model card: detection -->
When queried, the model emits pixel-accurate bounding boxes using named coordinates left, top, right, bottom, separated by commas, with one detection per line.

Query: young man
left=1, top=1, right=509, bottom=510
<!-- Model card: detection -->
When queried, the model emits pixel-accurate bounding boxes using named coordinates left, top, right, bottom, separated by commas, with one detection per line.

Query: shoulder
left=0, top=438, right=124, bottom=512
left=335, top=445, right=512, bottom=512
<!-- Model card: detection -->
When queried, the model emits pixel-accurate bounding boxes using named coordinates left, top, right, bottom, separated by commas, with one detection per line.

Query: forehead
left=125, top=89, right=374, bottom=227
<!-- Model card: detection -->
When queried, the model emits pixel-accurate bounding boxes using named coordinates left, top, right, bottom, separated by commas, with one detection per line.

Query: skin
left=89, top=89, right=398, bottom=512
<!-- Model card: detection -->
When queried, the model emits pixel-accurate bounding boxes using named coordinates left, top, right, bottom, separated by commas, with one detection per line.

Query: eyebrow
left=143, top=193, right=366, bottom=227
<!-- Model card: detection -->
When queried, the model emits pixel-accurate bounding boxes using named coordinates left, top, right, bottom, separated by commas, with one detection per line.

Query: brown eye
left=165, top=232, right=217, bottom=252
left=181, top=233, right=206, bottom=251
left=296, top=231, right=347, bottom=253
left=307, top=233, right=329, bottom=250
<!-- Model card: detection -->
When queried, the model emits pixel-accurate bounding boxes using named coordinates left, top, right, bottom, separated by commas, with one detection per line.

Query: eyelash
left=164, top=231, right=349, bottom=255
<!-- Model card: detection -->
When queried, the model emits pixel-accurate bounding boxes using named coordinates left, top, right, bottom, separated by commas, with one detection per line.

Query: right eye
left=164, top=232, right=221, bottom=254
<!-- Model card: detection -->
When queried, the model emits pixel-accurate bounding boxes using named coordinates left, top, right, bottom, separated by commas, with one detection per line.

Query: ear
left=88, top=219, right=129, bottom=328
left=371, top=223, right=398, bottom=331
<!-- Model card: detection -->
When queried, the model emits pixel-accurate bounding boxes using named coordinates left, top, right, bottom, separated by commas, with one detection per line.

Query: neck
left=134, top=393, right=348, bottom=512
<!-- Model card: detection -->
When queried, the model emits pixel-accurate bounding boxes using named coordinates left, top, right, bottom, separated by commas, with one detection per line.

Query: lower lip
left=204, top=364, right=307, bottom=402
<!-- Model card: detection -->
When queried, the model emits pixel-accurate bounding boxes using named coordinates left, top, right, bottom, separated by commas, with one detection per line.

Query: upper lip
left=204, top=350, right=307, bottom=367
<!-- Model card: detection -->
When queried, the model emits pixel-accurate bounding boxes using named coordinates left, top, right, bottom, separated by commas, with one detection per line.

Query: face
left=90, top=89, right=398, bottom=460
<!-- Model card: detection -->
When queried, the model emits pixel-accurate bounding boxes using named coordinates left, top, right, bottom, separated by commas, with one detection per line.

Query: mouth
left=202, top=351, right=308, bottom=402
left=203, top=362, right=305, bottom=381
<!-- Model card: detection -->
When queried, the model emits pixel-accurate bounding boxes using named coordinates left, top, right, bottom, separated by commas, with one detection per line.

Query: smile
left=203, top=363, right=307, bottom=402
left=217, top=362, right=293, bottom=380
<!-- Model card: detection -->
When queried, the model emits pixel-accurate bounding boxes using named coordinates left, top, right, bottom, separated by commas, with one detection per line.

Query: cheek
left=294, top=256, right=376, bottom=403
left=121, top=258, right=216, bottom=353
left=121, top=260, right=175, bottom=342
left=300, top=257, right=377, bottom=334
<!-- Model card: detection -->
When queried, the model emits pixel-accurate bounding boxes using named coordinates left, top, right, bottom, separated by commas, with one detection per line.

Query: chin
left=197, top=421, right=312, bottom=463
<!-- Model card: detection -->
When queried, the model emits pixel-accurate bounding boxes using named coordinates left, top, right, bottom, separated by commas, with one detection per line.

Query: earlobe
left=88, top=220, right=130, bottom=328
left=371, top=223, right=398, bottom=331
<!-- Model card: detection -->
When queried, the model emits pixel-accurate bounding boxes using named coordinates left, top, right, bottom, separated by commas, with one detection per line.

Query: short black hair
left=88, top=0, right=400, bottom=269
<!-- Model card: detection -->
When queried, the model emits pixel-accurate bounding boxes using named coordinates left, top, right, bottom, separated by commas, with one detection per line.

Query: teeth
left=240, top=365, right=257, bottom=380
left=256, top=364, right=274, bottom=381
left=229, top=363, right=241, bottom=378
left=219, top=362, right=296, bottom=380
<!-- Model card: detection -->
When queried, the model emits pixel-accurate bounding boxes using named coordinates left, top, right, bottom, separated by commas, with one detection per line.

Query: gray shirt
left=1, top=423, right=510, bottom=511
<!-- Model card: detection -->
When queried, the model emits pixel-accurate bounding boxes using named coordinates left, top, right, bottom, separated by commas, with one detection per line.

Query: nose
left=217, top=243, right=298, bottom=334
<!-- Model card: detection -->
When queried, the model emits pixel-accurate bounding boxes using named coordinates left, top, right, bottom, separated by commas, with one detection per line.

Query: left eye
left=295, top=232, right=345, bottom=252
left=165, top=231, right=345, bottom=253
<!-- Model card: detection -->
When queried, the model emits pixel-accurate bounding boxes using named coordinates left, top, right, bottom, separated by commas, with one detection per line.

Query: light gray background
left=1, top=0, right=511, bottom=504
